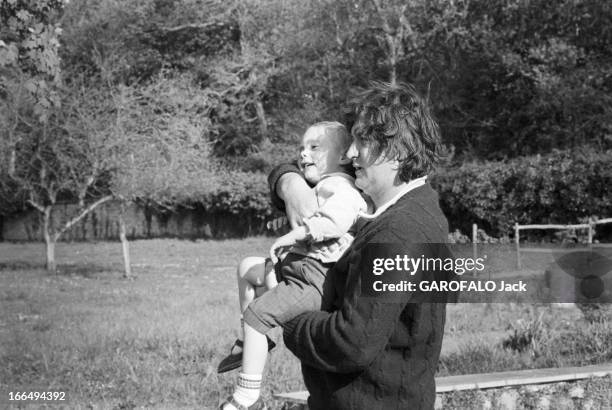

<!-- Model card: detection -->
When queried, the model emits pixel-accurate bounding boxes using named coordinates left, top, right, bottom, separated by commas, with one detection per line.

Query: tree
left=1, top=82, right=123, bottom=271
left=424, top=0, right=612, bottom=159
left=109, top=73, right=219, bottom=275
left=1, top=0, right=107, bottom=271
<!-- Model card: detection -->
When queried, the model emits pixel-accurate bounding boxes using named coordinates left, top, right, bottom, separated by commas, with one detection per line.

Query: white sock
left=239, top=316, right=245, bottom=343
left=232, top=372, right=262, bottom=407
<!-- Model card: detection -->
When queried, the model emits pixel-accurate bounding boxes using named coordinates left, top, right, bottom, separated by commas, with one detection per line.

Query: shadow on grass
left=0, top=261, right=43, bottom=271
left=56, top=263, right=119, bottom=278
left=0, top=261, right=120, bottom=278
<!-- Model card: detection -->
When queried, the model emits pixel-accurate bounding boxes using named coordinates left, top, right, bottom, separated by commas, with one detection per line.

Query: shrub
left=577, top=304, right=612, bottom=324
left=548, top=319, right=612, bottom=365
left=433, top=148, right=612, bottom=237
left=502, top=313, right=550, bottom=358
left=438, top=343, right=528, bottom=376
left=189, top=171, right=273, bottom=221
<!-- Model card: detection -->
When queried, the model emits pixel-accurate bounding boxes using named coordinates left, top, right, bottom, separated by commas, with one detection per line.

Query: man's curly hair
left=349, top=81, right=443, bottom=182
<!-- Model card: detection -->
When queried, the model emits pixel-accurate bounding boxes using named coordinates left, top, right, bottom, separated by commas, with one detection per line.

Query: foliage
left=502, top=313, right=549, bottom=358
left=13, top=0, right=612, bottom=162
left=0, top=81, right=118, bottom=208
left=576, top=303, right=612, bottom=325
left=428, top=0, right=612, bottom=159
left=111, top=73, right=217, bottom=207
left=203, top=50, right=276, bottom=157
left=192, top=170, right=272, bottom=220
left=243, top=0, right=612, bottom=160
left=109, top=73, right=272, bottom=219
left=549, top=317, right=612, bottom=365
left=0, top=76, right=123, bottom=268
left=433, top=148, right=612, bottom=236
left=59, top=0, right=238, bottom=84
left=3, top=0, right=612, bottom=234
left=0, top=0, right=65, bottom=120
left=439, top=343, right=529, bottom=375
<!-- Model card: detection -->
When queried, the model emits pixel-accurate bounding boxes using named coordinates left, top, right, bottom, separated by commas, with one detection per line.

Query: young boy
left=218, top=121, right=368, bottom=410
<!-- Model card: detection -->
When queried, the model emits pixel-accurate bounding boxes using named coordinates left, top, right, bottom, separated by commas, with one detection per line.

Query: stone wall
left=1, top=202, right=268, bottom=241
left=278, top=376, right=612, bottom=410
left=437, top=376, right=612, bottom=410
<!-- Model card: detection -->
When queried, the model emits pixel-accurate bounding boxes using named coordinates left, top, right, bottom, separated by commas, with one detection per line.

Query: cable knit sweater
left=269, top=165, right=451, bottom=409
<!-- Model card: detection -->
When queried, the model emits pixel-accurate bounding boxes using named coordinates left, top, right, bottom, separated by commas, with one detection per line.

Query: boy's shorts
left=243, top=252, right=334, bottom=334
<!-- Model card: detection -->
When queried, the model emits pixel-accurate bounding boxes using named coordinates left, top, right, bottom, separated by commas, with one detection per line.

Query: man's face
left=299, top=126, right=342, bottom=184
left=346, top=138, right=399, bottom=205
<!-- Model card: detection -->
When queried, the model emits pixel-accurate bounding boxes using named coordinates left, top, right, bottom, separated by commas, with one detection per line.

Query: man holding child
left=222, top=81, right=453, bottom=409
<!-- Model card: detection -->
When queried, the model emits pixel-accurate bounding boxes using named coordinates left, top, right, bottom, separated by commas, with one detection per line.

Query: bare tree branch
left=160, top=22, right=226, bottom=33
left=27, top=197, right=46, bottom=213
left=56, top=194, right=114, bottom=239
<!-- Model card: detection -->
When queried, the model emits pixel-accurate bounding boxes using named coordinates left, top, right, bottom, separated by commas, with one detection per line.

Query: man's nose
left=346, top=141, right=357, bottom=159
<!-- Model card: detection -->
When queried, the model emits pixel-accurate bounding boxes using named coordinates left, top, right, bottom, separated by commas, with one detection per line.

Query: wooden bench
left=274, top=363, right=612, bottom=404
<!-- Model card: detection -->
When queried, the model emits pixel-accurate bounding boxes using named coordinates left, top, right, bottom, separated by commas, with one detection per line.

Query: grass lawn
left=0, top=238, right=610, bottom=409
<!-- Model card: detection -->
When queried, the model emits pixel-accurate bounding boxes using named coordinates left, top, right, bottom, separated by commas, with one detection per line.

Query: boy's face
left=299, top=126, right=344, bottom=184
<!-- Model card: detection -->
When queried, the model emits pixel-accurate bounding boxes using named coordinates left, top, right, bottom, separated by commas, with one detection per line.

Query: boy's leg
left=225, top=257, right=322, bottom=409
left=242, top=323, right=269, bottom=374
left=220, top=258, right=276, bottom=408
left=236, top=256, right=276, bottom=344
left=237, top=256, right=268, bottom=314
left=221, top=323, right=268, bottom=409
left=264, top=265, right=278, bottom=290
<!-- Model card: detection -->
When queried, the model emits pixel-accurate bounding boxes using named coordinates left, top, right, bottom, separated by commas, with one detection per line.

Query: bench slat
left=274, top=363, right=612, bottom=403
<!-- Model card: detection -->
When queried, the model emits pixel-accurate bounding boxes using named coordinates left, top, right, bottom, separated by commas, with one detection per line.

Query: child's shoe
left=217, top=337, right=276, bottom=374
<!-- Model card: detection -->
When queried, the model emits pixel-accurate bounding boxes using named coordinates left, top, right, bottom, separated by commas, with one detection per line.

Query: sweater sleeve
left=267, top=162, right=302, bottom=211
left=282, top=228, right=432, bottom=373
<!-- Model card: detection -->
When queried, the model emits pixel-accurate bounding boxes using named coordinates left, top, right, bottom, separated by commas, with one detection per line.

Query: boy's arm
left=302, top=181, right=367, bottom=242
left=270, top=180, right=367, bottom=261
left=269, top=225, right=308, bottom=263
left=268, top=163, right=317, bottom=229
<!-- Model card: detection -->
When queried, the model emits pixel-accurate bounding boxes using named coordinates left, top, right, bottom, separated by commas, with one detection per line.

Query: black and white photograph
left=1, top=0, right=611, bottom=409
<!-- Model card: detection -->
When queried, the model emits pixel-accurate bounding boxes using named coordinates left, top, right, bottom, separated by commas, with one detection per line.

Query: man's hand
left=276, top=173, right=317, bottom=229
left=270, top=226, right=308, bottom=263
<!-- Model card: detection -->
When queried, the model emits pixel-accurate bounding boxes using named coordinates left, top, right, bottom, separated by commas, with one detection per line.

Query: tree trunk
left=8, top=149, right=16, bottom=177
left=119, top=203, right=132, bottom=278
left=389, top=65, right=397, bottom=86
left=255, top=100, right=269, bottom=143
left=389, top=50, right=398, bottom=85
left=45, top=238, right=56, bottom=272
left=42, top=206, right=56, bottom=272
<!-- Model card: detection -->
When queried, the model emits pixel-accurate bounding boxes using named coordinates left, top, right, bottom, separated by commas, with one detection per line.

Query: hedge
left=185, top=149, right=612, bottom=238
left=187, top=170, right=274, bottom=221
left=432, top=149, right=612, bottom=237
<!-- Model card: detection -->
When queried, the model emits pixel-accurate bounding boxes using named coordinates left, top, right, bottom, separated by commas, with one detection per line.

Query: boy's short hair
left=349, top=82, right=443, bottom=182
left=310, top=121, right=352, bottom=152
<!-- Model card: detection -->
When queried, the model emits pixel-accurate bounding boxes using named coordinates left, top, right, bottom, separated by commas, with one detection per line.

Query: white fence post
left=515, top=223, right=521, bottom=270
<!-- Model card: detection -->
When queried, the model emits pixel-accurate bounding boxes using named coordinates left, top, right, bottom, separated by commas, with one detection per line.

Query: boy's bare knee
left=265, top=271, right=278, bottom=290
left=237, top=256, right=264, bottom=279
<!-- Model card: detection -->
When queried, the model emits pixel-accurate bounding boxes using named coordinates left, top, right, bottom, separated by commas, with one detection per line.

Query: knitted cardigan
left=269, top=165, right=451, bottom=410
